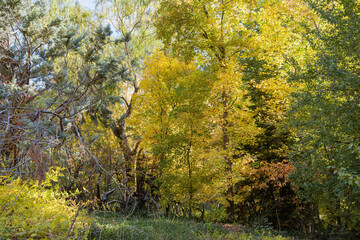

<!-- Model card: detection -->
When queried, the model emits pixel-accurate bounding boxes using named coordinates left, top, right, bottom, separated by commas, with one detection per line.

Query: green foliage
left=89, top=212, right=293, bottom=240
left=0, top=168, right=91, bottom=239
left=1, top=0, right=360, bottom=237
left=0, top=0, right=127, bottom=169
left=197, top=230, right=291, bottom=240
left=0, top=0, right=128, bottom=208
left=289, top=0, right=360, bottom=232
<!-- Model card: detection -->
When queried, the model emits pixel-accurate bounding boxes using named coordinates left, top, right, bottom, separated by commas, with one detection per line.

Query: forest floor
left=87, top=211, right=297, bottom=240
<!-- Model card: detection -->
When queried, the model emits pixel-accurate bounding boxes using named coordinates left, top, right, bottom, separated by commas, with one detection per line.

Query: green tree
left=0, top=0, right=127, bottom=185
left=233, top=0, right=315, bottom=228
left=289, top=0, right=360, bottom=232
left=81, top=0, right=163, bottom=210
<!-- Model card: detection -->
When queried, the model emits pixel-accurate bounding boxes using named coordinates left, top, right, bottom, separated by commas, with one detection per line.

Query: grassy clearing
left=88, top=211, right=295, bottom=240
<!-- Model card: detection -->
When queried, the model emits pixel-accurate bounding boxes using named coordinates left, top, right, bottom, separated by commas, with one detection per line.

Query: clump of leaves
left=0, top=168, right=92, bottom=239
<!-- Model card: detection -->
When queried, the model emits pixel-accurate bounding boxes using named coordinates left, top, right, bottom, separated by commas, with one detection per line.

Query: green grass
left=87, top=211, right=295, bottom=240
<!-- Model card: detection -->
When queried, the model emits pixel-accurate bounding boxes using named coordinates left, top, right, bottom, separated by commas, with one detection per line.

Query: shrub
left=0, top=168, right=92, bottom=239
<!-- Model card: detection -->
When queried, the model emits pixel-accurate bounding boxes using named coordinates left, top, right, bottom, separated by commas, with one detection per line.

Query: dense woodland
left=0, top=0, right=359, bottom=239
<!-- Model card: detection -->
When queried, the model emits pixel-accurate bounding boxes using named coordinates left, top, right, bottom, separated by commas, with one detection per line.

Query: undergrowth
left=88, top=211, right=294, bottom=240
left=0, top=168, right=91, bottom=239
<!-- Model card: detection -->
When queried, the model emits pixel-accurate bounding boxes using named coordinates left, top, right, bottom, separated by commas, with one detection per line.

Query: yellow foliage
left=0, top=169, right=92, bottom=239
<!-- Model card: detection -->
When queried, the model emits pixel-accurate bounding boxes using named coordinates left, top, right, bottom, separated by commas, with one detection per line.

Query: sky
left=77, top=0, right=96, bottom=10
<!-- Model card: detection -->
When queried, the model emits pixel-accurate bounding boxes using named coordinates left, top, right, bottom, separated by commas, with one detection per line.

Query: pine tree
left=0, top=0, right=127, bottom=182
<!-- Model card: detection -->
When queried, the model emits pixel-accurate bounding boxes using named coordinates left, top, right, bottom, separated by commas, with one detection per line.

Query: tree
left=154, top=0, right=313, bottom=222
left=78, top=0, right=163, bottom=210
left=0, top=0, right=127, bottom=185
left=156, top=0, right=263, bottom=222
left=131, top=51, right=212, bottom=218
left=234, top=0, right=314, bottom=228
left=289, top=0, right=360, bottom=232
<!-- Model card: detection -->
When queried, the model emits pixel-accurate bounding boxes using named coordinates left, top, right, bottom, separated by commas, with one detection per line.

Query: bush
left=0, top=168, right=92, bottom=239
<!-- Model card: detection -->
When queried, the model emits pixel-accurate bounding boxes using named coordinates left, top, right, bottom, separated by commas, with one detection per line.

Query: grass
left=87, top=211, right=295, bottom=240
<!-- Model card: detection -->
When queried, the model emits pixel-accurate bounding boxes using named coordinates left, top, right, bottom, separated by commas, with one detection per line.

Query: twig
left=66, top=205, right=82, bottom=239
left=73, top=124, right=132, bottom=205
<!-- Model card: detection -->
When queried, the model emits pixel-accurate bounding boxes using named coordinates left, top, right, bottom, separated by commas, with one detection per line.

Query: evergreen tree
left=0, top=0, right=127, bottom=182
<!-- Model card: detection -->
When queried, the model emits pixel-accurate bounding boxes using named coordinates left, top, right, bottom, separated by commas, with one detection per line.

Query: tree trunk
left=186, top=140, right=193, bottom=219
left=222, top=89, right=234, bottom=222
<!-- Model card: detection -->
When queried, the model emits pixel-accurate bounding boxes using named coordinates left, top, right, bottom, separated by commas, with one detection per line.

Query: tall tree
left=233, top=0, right=314, bottom=228
left=156, top=0, right=263, bottom=221
left=0, top=0, right=126, bottom=184
left=85, top=0, right=162, bottom=209
left=290, top=0, right=360, bottom=232
left=131, top=51, right=212, bottom=218
left=154, top=0, right=312, bottom=222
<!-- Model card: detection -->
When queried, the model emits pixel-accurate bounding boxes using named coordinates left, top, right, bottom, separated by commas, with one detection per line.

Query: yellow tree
left=155, top=0, right=313, bottom=222
left=156, top=0, right=261, bottom=221
left=131, top=51, right=213, bottom=218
